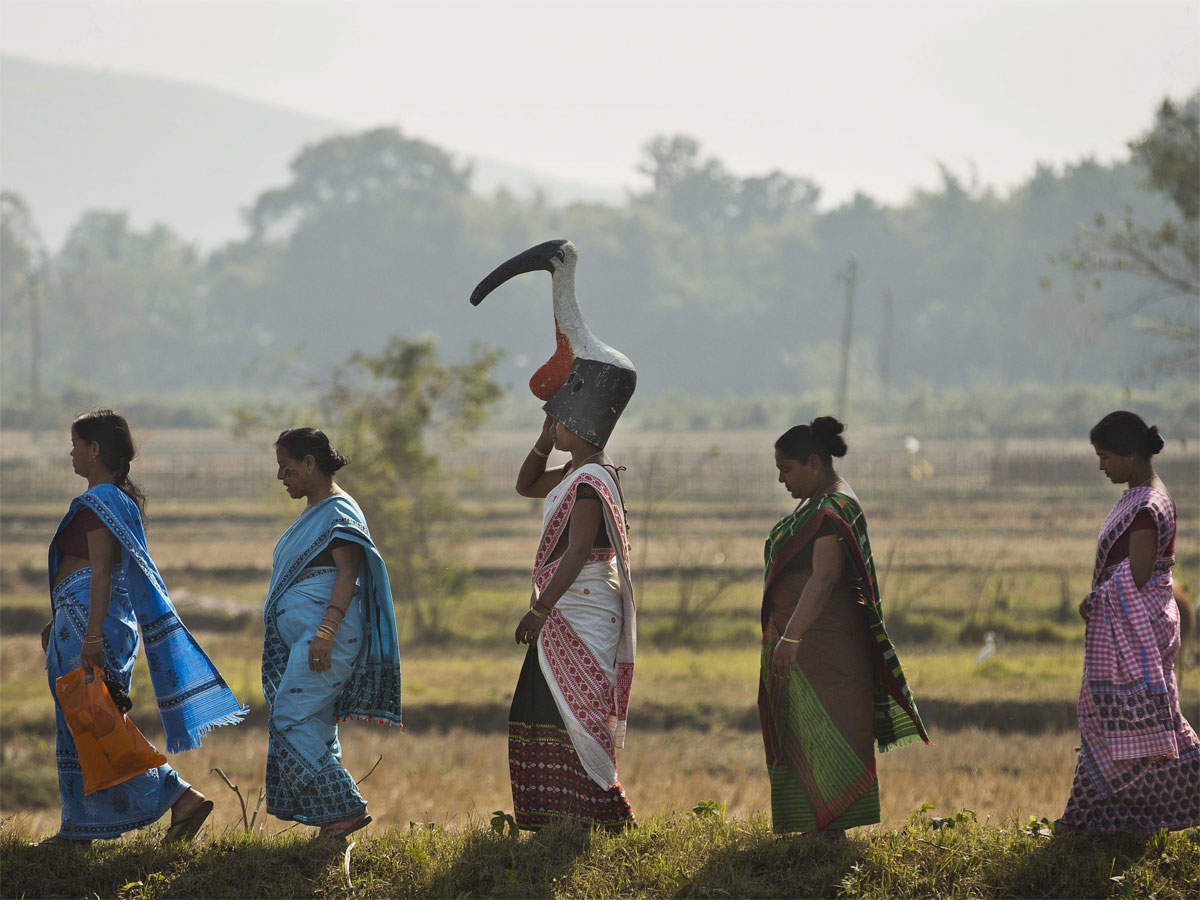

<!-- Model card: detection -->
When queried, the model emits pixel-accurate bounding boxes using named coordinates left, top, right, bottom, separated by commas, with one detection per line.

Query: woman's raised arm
left=516, top=414, right=569, bottom=498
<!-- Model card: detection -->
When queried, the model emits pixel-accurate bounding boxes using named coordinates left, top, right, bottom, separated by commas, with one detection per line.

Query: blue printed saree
left=46, top=485, right=246, bottom=840
left=262, top=493, right=402, bottom=825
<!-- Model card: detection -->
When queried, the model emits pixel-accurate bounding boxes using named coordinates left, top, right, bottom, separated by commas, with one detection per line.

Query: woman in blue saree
left=41, top=410, right=246, bottom=845
left=263, top=428, right=402, bottom=840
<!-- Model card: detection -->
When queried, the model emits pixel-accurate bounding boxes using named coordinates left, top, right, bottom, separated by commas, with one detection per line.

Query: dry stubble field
left=1, top=428, right=1196, bottom=842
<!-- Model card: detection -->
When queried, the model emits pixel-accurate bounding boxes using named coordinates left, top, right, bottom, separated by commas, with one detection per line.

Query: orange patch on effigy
left=529, top=324, right=574, bottom=400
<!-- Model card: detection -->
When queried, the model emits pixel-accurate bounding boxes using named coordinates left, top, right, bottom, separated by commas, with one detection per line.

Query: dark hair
left=1089, top=410, right=1164, bottom=458
left=72, top=409, right=146, bottom=512
left=775, top=416, right=848, bottom=465
left=275, top=427, right=348, bottom=475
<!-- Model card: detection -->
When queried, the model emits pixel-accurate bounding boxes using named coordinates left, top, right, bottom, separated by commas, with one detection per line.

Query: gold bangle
left=528, top=606, right=547, bottom=620
left=777, top=636, right=800, bottom=644
left=316, top=625, right=338, bottom=640
left=531, top=445, right=550, bottom=458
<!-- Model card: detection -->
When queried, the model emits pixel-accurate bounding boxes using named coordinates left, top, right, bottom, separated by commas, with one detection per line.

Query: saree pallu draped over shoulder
left=1058, top=486, right=1200, bottom=834
left=508, top=463, right=636, bottom=830
left=45, top=485, right=246, bottom=839
left=759, top=491, right=928, bottom=834
left=262, top=494, right=401, bottom=825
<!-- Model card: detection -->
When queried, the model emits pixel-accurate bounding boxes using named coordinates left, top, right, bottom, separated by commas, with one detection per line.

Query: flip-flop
left=318, top=814, right=372, bottom=841
left=163, top=798, right=214, bottom=843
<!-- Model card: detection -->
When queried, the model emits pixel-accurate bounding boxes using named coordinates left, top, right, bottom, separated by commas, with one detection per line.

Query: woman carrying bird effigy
left=470, top=239, right=638, bottom=831
left=1057, top=411, right=1199, bottom=834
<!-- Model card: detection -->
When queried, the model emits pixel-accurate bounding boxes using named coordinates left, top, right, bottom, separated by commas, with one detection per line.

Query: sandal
left=37, top=834, right=92, bottom=848
left=318, top=814, right=372, bottom=841
left=164, top=798, right=214, bottom=843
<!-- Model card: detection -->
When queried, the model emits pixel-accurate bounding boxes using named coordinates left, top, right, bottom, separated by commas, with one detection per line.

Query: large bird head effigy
left=470, top=239, right=637, bottom=449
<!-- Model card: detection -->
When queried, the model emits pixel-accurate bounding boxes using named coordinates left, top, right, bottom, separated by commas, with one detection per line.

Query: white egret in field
left=974, top=631, right=997, bottom=665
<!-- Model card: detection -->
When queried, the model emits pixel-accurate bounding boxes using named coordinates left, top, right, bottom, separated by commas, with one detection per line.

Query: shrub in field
left=225, top=335, right=503, bottom=641
left=322, top=336, right=503, bottom=642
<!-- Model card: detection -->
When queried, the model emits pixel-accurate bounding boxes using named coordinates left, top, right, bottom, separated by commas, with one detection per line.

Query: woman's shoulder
left=1146, top=483, right=1176, bottom=519
left=817, top=488, right=861, bottom=515
left=1128, top=483, right=1174, bottom=516
left=81, top=483, right=135, bottom=516
left=324, top=490, right=361, bottom=515
left=575, top=460, right=620, bottom=482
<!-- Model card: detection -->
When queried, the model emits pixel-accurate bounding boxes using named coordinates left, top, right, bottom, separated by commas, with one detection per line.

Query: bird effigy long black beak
left=469, top=239, right=569, bottom=306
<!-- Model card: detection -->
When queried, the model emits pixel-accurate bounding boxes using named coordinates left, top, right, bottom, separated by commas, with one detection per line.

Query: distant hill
left=0, top=55, right=622, bottom=249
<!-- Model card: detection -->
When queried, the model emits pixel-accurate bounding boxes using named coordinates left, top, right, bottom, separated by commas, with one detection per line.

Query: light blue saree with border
left=46, top=484, right=247, bottom=840
left=262, top=492, right=402, bottom=825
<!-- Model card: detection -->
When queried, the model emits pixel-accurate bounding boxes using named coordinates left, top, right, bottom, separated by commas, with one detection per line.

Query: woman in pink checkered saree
left=1057, top=411, right=1199, bottom=834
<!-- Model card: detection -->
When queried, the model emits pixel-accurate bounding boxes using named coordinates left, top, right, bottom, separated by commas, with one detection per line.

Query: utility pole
left=835, top=257, right=857, bottom=421
left=880, top=288, right=894, bottom=401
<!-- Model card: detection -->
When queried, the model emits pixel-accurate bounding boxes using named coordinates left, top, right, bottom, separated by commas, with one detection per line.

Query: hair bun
left=1146, top=425, right=1165, bottom=456
left=328, top=448, right=349, bottom=473
left=276, top=427, right=349, bottom=476
left=810, top=416, right=848, bottom=458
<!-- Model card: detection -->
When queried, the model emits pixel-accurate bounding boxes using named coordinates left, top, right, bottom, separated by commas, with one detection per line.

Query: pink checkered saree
left=1058, top=485, right=1200, bottom=833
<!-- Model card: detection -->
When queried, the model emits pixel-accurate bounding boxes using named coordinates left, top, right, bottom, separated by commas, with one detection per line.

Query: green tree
left=636, top=133, right=818, bottom=229
left=249, top=127, right=472, bottom=237
left=1058, top=92, right=1199, bottom=375
left=54, top=212, right=215, bottom=388
left=240, top=127, right=480, bottom=371
left=0, top=192, right=47, bottom=427
left=322, top=335, right=503, bottom=642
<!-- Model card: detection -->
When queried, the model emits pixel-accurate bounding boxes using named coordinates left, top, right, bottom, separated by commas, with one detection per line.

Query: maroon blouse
left=56, top=508, right=103, bottom=558
left=1102, top=509, right=1161, bottom=568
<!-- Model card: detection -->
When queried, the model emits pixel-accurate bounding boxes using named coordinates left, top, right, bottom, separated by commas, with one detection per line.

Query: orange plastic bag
left=54, top=666, right=167, bottom=795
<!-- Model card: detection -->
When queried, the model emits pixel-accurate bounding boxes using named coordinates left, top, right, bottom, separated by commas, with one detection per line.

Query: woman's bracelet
left=531, top=445, right=550, bottom=458
left=82, top=634, right=103, bottom=644
left=324, top=605, right=347, bottom=621
left=316, top=623, right=339, bottom=641
left=777, top=635, right=801, bottom=644
left=527, top=606, right=548, bottom=620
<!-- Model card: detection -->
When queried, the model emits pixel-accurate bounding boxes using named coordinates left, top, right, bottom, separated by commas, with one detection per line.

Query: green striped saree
left=759, top=491, right=928, bottom=832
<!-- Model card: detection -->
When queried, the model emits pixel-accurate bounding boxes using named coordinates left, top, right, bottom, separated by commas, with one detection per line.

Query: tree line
left=2, top=92, right=1196, bottom=424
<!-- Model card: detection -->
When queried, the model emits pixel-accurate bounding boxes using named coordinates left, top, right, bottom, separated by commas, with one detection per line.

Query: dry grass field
left=2, top=427, right=1196, bottom=844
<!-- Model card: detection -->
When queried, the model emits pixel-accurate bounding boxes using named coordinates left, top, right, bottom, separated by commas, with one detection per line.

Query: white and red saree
left=508, top=462, right=636, bottom=829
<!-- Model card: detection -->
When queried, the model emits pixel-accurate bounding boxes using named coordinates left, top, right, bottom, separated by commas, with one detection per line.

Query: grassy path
left=2, top=815, right=1197, bottom=898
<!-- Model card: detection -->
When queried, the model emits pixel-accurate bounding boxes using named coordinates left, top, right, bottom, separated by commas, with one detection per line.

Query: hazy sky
left=2, top=0, right=1197, bottom=207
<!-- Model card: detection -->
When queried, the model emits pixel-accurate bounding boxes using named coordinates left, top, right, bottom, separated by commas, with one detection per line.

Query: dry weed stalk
left=210, top=767, right=264, bottom=832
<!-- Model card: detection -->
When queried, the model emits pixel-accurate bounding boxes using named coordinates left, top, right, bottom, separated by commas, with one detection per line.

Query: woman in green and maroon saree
left=760, top=417, right=929, bottom=836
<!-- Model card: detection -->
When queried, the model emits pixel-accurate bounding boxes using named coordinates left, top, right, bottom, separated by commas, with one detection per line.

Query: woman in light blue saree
left=41, top=410, right=246, bottom=845
left=263, top=428, right=402, bottom=840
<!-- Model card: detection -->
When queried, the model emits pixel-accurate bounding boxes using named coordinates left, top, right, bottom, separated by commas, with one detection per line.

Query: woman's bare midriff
left=547, top=528, right=611, bottom=563
left=52, top=554, right=90, bottom=591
